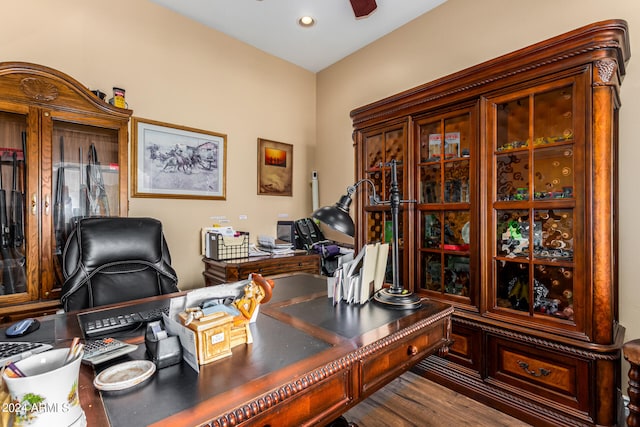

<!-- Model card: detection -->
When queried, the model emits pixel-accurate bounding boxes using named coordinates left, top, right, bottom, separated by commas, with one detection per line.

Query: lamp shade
left=311, top=194, right=355, bottom=237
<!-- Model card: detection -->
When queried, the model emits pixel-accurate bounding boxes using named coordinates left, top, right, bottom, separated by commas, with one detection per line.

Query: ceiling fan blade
left=349, top=0, right=377, bottom=18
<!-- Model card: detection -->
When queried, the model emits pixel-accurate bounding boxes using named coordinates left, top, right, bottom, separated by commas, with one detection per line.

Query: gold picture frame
left=257, top=138, right=293, bottom=196
left=132, top=117, right=226, bottom=200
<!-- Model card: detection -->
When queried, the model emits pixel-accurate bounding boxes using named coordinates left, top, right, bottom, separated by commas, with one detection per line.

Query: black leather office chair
left=60, top=217, right=179, bottom=312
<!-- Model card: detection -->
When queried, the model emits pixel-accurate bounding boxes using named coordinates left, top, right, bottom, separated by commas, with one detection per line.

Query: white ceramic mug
left=2, top=348, right=85, bottom=427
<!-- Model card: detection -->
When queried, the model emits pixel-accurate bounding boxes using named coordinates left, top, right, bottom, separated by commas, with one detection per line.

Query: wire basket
left=205, top=232, right=249, bottom=260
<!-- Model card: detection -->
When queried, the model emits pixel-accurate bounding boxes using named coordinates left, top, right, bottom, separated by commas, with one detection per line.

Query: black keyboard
left=0, top=341, right=52, bottom=365
left=80, top=304, right=170, bottom=338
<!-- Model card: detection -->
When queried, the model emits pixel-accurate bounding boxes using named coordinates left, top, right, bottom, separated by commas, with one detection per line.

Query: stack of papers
left=328, top=242, right=389, bottom=305
left=256, top=235, right=294, bottom=254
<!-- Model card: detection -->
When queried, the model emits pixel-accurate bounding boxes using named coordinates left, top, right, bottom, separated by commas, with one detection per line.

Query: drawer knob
left=407, top=345, right=418, bottom=356
left=517, top=360, right=551, bottom=377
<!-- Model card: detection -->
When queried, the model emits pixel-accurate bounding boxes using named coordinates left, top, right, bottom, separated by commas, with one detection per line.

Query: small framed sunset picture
left=257, top=138, right=293, bottom=196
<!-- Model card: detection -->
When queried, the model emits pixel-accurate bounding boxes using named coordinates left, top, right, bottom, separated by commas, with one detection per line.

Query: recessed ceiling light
left=298, top=16, right=316, bottom=27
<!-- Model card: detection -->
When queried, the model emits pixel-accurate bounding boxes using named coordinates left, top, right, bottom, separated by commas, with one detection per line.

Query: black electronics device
left=77, top=298, right=170, bottom=338
left=277, top=220, right=295, bottom=244
left=294, top=218, right=326, bottom=250
left=145, top=322, right=182, bottom=369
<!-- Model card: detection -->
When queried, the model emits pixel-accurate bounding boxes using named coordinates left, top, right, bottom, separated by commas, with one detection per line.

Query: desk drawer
left=248, top=370, right=350, bottom=426
left=361, top=319, right=447, bottom=395
left=237, top=257, right=319, bottom=277
left=487, top=335, right=590, bottom=412
left=202, top=255, right=321, bottom=287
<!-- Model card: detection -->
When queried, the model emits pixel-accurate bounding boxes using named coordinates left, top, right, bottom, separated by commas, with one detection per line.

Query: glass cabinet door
left=51, top=122, right=121, bottom=278
left=0, top=111, right=28, bottom=297
left=490, top=79, right=582, bottom=326
left=416, top=108, right=475, bottom=304
left=361, top=124, right=406, bottom=286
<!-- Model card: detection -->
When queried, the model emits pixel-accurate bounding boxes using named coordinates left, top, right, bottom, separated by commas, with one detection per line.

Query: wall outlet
left=239, top=215, right=248, bottom=220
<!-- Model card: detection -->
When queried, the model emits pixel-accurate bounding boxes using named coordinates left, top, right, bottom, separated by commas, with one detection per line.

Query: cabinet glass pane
left=420, top=210, right=470, bottom=296
left=366, top=210, right=402, bottom=245
left=533, top=146, right=574, bottom=200
left=366, top=210, right=403, bottom=286
left=419, top=121, right=441, bottom=162
left=0, top=112, right=27, bottom=295
left=497, top=209, right=530, bottom=259
left=533, top=209, right=573, bottom=261
left=385, top=166, right=403, bottom=202
left=365, top=134, right=383, bottom=169
left=533, top=264, right=574, bottom=320
left=421, top=253, right=441, bottom=292
left=533, top=86, right=574, bottom=144
left=420, top=164, right=440, bottom=203
left=496, top=260, right=529, bottom=312
left=496, top=153, right=529, bottom=201
left=496, top=96, right=529, bottom=152
left=385, top=129, right=404, bottom=163
left=444, top=211, right=470, bottom=250
left=52, top=123, right=119, bottom=262
left=422, top=211, right=470, bottom=251
left=423, top=212, right=441, bottom=249
left=444, top=254, right=470, bottom=296
left=366, top=170, right=382, bottom=203
left=497, top=261, right=566, bottom=315
left=444, top=115, right=470, bottom=159
left=444, top=160, right=470, bottom=203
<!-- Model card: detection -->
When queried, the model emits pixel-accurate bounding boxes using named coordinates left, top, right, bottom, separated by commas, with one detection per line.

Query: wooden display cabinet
left=350, top=20, right=629, bottom=426
left=0, top=62, right=131, bottom=320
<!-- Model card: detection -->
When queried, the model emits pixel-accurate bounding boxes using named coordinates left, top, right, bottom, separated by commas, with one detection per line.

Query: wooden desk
left=202, top=253, right=321, bottom=286
left=29, top=273, right=452, bottom=426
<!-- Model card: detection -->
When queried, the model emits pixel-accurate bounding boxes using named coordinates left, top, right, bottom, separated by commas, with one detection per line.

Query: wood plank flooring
left=341, top=371, right=532, bottom=427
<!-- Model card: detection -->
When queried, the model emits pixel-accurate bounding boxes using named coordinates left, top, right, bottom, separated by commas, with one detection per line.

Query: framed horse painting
left=131, top=117, right=227, bottom=200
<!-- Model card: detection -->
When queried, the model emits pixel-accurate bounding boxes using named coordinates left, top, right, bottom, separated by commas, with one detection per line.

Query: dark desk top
left=99, top=311, right=332, bottom=426
left=7, top=273, right=452, bottom=427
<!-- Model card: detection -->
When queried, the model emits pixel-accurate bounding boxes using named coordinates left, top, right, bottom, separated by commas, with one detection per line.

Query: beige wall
left=2, top=0, right=316, bottom=290
left=316, top=0, right=640, bottom=394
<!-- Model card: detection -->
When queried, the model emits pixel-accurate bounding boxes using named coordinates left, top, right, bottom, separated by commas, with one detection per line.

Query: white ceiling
left=148, top=0, right=446, bottom=72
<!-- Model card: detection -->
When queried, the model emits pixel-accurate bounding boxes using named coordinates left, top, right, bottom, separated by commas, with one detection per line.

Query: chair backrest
left=61, top=217, right=179, bottom=312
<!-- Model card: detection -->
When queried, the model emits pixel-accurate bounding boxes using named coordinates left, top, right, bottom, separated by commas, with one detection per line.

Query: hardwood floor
left=341, top=371, right=532, bottom=427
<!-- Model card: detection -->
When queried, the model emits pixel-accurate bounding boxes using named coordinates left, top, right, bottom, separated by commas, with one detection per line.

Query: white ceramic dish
left=93, top=360, right=156, bottom=391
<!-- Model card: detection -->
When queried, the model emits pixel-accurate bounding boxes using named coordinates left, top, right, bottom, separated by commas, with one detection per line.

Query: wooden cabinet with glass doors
left=0, top=62, right=131, bottom=320
left=350, top=20, right=629, bottom=426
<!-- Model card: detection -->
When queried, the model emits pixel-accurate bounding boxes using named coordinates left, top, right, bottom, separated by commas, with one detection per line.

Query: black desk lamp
left=312, top=160, right=421, bottom=309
